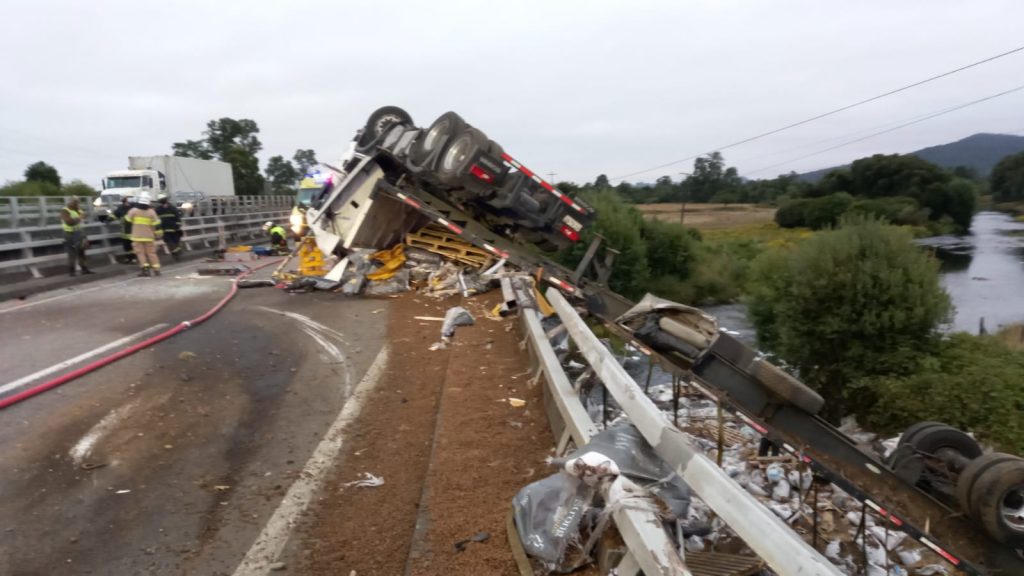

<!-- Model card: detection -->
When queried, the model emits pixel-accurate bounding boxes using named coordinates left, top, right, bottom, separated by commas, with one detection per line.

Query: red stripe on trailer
left=397, top=192, right=421, bottom=209
left=547, top=276, right=577, bottom=294
left=737, top=413, right=768, bottom=435
left=919, top=538, right=961, bottom=566
left=436, top=218, right=463, bottom=235
left=482, top=243, right=509, bottom=259
left=501, top=152, right=588, bottom=213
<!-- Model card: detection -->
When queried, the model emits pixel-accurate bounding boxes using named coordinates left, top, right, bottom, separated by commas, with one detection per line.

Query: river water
left=704, top=211, right=1024, bottom=341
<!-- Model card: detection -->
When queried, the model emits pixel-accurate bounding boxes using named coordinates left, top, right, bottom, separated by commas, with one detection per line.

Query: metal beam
left=547, top=288, right=843, bottom=576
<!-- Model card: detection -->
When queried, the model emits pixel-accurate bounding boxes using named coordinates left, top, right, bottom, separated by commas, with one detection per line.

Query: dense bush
left=0, top=180, right=60, bottom=196
left=774, top=192, right=853, bottom=229
left=747, top=216, right=951, bottom=422
left=847, top=196, right=928, bottom=226
left=991, top=151, right=1024, bottom=202
left=864, top=333, right=1024, bottom=453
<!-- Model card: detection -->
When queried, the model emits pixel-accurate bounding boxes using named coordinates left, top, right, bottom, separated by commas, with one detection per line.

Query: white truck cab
left=95, top=169, right=164, bottom=209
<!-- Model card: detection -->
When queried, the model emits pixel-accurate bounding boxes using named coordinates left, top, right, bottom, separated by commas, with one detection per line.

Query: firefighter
left=60, top=197, right=93, bottom=277
left=263, top=221, right=289, bottom=254
left=111, top=196, right=136, bottom=263
left=127, top=192, right=163, bottom=276
left=155, top=193, right=184, bottom=261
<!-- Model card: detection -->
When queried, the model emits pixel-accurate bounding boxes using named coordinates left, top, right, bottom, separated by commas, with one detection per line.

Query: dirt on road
left=291, top=292, right=550, bottom=575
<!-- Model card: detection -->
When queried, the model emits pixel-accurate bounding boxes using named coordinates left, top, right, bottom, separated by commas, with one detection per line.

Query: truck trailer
left=95, top=155, right=234, bottom=217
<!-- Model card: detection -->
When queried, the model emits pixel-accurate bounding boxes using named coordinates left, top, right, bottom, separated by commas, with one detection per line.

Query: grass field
left=636, top=202, right=777, bottom=230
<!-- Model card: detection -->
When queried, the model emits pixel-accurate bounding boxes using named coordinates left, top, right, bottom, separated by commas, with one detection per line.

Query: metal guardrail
left=0, top=195, right=293, bottom=229
left=543, top=288, right=843, bottom=576
left=0, top=209, right=290, bottom=278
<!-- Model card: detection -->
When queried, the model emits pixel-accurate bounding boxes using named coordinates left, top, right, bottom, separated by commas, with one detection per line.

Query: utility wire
left=611, top=44, right=1024, bottom=181
left=742, top=83, right=1024, bottom=177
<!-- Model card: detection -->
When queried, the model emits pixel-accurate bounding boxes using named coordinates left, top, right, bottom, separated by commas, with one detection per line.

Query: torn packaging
left=441, top=306, right=475, bottom=339
left=512, top=424, right=692, bottom=572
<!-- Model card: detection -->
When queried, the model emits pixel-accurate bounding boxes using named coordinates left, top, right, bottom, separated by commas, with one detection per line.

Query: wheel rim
left=1002, top=487, right=1024, bottom=531
left=424, top=121, right=449, bottom=151
left=442, top=136, right=471, bottom=171
left=373, top=114, right=402, bottom=137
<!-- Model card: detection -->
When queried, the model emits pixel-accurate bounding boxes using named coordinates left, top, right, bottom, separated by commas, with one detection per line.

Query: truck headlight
left=181, top=202, right=194, bottom=211
left=93, top=198, right=103, bottom=207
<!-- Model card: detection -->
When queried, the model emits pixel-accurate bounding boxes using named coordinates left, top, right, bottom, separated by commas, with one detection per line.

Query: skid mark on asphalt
left=69, top=399, right=141, bottom=467
left=0, top=323, right=170, bottom=397
left=230, top=344, right=391, bottom=576
left=257, top=306, right=354, bottom=393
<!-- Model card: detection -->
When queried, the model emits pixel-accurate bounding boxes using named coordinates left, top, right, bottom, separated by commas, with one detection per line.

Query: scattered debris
left=428, top=342, right=447, bottom=351
left=115, top=489, right=131, bottom=495
left=178, top=351, right=196, bottom=361
left=269, top=561, right=287, bottom=571
left=453, top=531, right=491, bottom=552
left=237, top=279, right=277, bottom=289
left=343, top=472, right=385, bottom=488
left=214, top=485, right=231, bottom=493
left=284, top=276, right=341, bottom=293
left=441, top=306, right=475, bottom=341
left=508, top=398, right=527, bottom=408
left=414, top=316, right=445, bottom=322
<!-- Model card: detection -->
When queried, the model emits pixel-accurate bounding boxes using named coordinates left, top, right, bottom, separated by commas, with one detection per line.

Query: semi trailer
left=95, top=156, right=235, bottom=218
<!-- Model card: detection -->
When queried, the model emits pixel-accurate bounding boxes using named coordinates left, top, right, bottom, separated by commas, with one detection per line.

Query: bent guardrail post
left=546, top=288, right=843, bottom=576
left=510, top=278, right=690, bottom=576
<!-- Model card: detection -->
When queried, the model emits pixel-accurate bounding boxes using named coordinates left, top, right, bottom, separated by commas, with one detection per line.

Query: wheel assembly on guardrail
left=410, top=111, right=466, bottom=167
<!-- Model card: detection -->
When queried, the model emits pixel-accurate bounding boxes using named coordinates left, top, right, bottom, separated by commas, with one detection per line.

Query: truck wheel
left=747, top=359, right=825, bottom=414
left=897, top=421, right=947, bottom=448
left=410, top=112, right=466, bottom=167
left=356, top=106, right=413, bottom=152
left=968, top=457, right=1024, bottom=545
left=905, top=425, right=982, bottom=461
left=436, top=127, right=487, bottom=187
left=957, top=452, right=1019, bottom=518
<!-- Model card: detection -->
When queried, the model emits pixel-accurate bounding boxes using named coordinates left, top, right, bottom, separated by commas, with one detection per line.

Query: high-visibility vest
left=62, top=207, right=81, bottom=233
left=269, top=226, right=286, bottom=239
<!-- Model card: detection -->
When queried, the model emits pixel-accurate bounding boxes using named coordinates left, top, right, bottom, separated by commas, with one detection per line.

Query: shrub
left=864, top=333, right=1024, bottom=453
left=747, top=216, right=951, bottom=422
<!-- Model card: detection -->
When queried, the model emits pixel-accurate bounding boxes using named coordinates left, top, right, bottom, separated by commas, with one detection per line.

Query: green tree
left=747, top=217, right=951, bottom=422
left=686, top=152, right=742, bottom=203
left=594, top=174, right=610, bottom=188
left=991, top=151, right=1024, bottom=202
left=63, top=180, right=98, bottom=198
left=171, top=139, right=213, bottom=160
left=0, top=180, right=60, bottom=196
left=265, top=156, right=299, bottom=194
left=293, top=149, right=318, bottom=175
left=24, top=161, right=60, bottom=187
left=173, top=118, right=265, bottom=195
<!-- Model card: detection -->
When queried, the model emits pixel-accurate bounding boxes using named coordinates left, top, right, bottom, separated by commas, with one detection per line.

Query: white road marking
left=0, top=261, right=205, bottom=314
left=230, top=345, right=391, bottom=576
left=0, top=323, right=169, bottom=396
left=256, top=306, right=350, bottom=344
left=69, top=399, right=140, bottom=467
left=301, top=327, right=346, bottom=364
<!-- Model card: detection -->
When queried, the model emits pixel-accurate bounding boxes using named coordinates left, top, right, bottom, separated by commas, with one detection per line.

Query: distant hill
left=798, top=133, right=1024, bottom=182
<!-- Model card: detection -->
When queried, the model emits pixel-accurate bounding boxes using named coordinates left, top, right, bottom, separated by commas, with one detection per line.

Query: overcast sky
left=2, top=0, right=1023, bottom=188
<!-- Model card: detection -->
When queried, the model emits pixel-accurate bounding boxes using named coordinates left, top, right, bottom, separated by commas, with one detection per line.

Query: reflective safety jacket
left=61, top=207, right=82, bottom=233
left=126, top=206, right=163, bottom=242
left=155, top=203, right=183, bottom=233
left=269, top=225, right=287, bottom=242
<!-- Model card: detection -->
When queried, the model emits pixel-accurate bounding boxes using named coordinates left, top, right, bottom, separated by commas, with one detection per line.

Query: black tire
left=906, top=425, right=982, bottom=461
left=410, top=112, right=466, bottom=167
left=748, top=359, right=825, bottom=414
left=436, top=127, right=488, bottom=187
left=356, top=106, right=413, bottom=152
left=969, top=457, right=1024, bottom=545
left=897, top=421, right=947, bottom=448
left=957, top=452, right=1019, bottom=518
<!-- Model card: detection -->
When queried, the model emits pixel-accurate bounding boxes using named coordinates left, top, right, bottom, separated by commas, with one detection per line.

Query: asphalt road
left=0, top=261, right=389, bottom=575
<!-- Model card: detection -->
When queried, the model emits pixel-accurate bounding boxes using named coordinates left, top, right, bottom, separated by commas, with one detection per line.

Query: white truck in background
left=95, top=156, right=234, bottom=217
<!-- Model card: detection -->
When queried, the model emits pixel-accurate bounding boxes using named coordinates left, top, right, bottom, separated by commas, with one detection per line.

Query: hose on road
left=0, top=259, right=283, bottom=410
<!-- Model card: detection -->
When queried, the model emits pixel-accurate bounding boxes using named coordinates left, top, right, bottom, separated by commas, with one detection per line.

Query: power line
left=611, top=44, right=1024, bottom=181
left=742, top=83, right=1024, bottom=177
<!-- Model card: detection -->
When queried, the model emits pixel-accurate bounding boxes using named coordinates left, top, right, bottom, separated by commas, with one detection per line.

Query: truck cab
left=94, top=169, right=164, bottom=219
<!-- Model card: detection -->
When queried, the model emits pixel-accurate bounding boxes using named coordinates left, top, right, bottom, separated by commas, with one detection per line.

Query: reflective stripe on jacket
left=62, top=207, right=82, bottom=233
left=269, top=226, right=286, bottom=239
left=127, top=207, right=162, bottom=242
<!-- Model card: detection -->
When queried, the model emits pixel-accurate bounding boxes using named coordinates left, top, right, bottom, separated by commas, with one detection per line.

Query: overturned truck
left=302, top=106, right=594, bottom=262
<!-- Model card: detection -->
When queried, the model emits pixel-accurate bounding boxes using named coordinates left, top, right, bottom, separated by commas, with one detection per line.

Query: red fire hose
left=0, top=259, right=283, bottom=410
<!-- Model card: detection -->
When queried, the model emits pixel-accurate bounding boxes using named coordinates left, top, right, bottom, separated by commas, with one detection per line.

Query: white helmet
left=262, top=221, right=274, bottom=232
left=157, top=192, right=169, bottom=201
left=137, top=192, right=152, bottom=205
